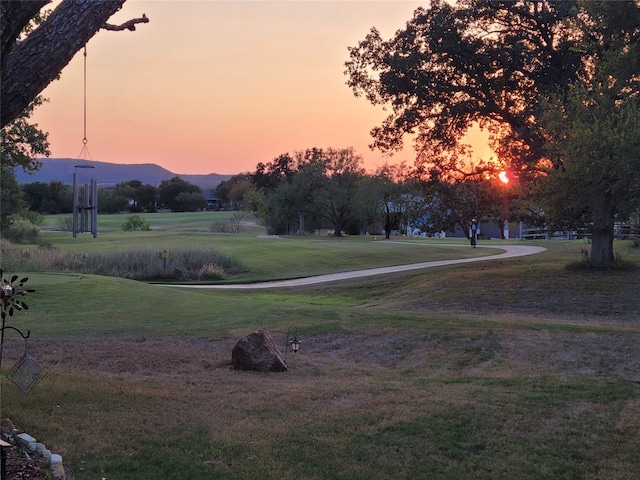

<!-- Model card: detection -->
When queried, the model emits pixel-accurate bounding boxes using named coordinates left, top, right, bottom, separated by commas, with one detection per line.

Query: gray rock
left=51, top=461, right=66, bottom=479
left=231, top=330, right=287, bottom=372
left=17, top=432, right=36, bottom=445
left=42, top=449, right=52, bottom=462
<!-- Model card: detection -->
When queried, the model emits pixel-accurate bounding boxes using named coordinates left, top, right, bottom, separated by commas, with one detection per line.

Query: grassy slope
left=2, top=216, right=640, bottom=479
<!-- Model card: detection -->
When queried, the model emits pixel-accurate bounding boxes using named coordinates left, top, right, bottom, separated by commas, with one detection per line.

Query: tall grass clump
left=0, top=240, right=245, bottom=281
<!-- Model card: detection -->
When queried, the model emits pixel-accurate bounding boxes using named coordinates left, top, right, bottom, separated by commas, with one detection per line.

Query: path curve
left=159, top=244, right=546, bottom=290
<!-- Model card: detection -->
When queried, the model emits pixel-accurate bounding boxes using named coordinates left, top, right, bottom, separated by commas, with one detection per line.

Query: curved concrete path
left=159, top=243, right=546, bottom=290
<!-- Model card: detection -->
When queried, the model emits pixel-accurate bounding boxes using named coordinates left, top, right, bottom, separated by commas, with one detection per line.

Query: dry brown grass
left=7, top=321, right=639, bottom=473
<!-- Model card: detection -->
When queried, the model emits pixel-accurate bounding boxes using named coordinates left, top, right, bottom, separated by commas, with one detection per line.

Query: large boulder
left=231, top=330, right=287, bottom=372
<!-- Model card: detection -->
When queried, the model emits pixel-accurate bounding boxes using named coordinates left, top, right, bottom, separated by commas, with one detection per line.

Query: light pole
left=498, top=170, right=511, bottom=239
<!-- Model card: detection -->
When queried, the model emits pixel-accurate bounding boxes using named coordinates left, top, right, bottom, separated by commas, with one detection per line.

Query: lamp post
left=284, top=327, right=301, bottom=361
left=470, top=218, right=478, bottom=248
left=498, top=170, right=512, bottom=239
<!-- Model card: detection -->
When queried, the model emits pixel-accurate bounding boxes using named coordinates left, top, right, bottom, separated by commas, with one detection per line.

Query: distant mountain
left=13, top=158, right=233, bottom=189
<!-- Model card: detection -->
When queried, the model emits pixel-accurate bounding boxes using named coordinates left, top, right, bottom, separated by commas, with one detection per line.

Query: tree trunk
left=589, top=192, right=616, bottom=267
left=384, top=211, right=392, bottom=239
left=0, top=0, right=49, bottom=70
left=332, top=214, right=343, bottom=236
left=1, top=0, right=126, bottom=127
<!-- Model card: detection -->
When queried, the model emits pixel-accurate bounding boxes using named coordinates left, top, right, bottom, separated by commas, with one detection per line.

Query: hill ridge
left=13, top=158, right=233, bottom=189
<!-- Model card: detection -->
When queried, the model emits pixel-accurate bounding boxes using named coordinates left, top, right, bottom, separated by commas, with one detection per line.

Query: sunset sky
left=32, top=0, right=492, bottom=175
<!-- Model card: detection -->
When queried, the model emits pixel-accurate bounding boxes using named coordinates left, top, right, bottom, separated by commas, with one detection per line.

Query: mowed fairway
left=3, top=212, right=640, bottom=480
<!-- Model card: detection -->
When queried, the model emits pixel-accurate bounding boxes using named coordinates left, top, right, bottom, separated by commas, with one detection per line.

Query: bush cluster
left=0, top=240, right=245, bottom=281
left=2, top=219, right=41, bottom=244
left=53, top=216, right=74, bottom=232
left=121, top=215, right=151, bottom=232
left=209, top=220, right=235, bottom=233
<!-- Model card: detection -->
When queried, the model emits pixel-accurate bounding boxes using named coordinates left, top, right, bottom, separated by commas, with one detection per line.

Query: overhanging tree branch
left=1, top=0, right=149, bottom=128
left=102, top=14, right=149, bottom=32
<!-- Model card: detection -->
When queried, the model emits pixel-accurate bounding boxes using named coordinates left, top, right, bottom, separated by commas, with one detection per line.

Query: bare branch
left=102, top=14, right=149, bottom=32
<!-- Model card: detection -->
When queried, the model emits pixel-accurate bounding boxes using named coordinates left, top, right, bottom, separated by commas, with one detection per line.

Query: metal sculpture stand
left=0, top=326, right=45, bottom=480
left=72, top=172, right=98, bottom=238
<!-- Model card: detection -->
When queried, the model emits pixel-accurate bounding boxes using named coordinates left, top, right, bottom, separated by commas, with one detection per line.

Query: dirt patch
left=17, top=327, right=640, bottom=386
left=3, top=441, right=51, bottom=479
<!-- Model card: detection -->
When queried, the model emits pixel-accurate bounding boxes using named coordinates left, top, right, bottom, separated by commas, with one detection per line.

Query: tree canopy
left=1, top=97, right=51, bottom=227
left=158, top=177, right=205, bottom=212
left=248, top=148, right=367, bottom=236
left=345, top=0, right=582, bottom=176
left=346, top=0, right=640, bottom=266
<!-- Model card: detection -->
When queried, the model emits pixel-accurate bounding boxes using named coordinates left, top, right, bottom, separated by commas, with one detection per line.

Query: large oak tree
left=537, top=1, right=640, bottom=264
left=345, top=0, right=640, bottom=266
left=1, top=0, right=148, bottom=128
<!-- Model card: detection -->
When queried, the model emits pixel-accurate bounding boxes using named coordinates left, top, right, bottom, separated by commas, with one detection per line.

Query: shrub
left=53, top=216, right=74, bottom=232
left=209, top=212, right=250, bottom=234
left=197, top=263, right=227, bottom=280
left=121, top=215, right=151, bottom=232
left=14, top=211, right=45, bottom=226
left=2, top=219, right=40, bottom=244
left=209, top=220, right=234, bottom=233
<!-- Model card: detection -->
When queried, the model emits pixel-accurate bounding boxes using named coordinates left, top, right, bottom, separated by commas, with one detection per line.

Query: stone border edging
left=15, top=431, right=66, bottom=479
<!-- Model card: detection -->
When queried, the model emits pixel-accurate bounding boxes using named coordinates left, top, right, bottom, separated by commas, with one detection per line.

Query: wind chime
left=72, top=45, right=98, bottom=238
left=3, top=329, right=46, bottom=396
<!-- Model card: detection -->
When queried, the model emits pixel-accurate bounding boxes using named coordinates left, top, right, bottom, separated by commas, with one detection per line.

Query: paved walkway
left=160, top=243, right=546, bottom=290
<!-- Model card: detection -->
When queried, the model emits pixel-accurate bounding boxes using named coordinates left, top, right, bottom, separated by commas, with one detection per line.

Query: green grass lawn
left=35, top=212, right=497, bottom=282
left=2, top=213, right=640, bottom=479
left=41, top=211, right=237, bottom=233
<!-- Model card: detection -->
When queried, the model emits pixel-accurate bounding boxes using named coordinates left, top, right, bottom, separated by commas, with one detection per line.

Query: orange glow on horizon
left=29, top=1, right=500, bottom=176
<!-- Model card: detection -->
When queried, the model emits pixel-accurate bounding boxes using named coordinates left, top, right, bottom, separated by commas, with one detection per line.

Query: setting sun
left=498, top=170, right=510, bottom=184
